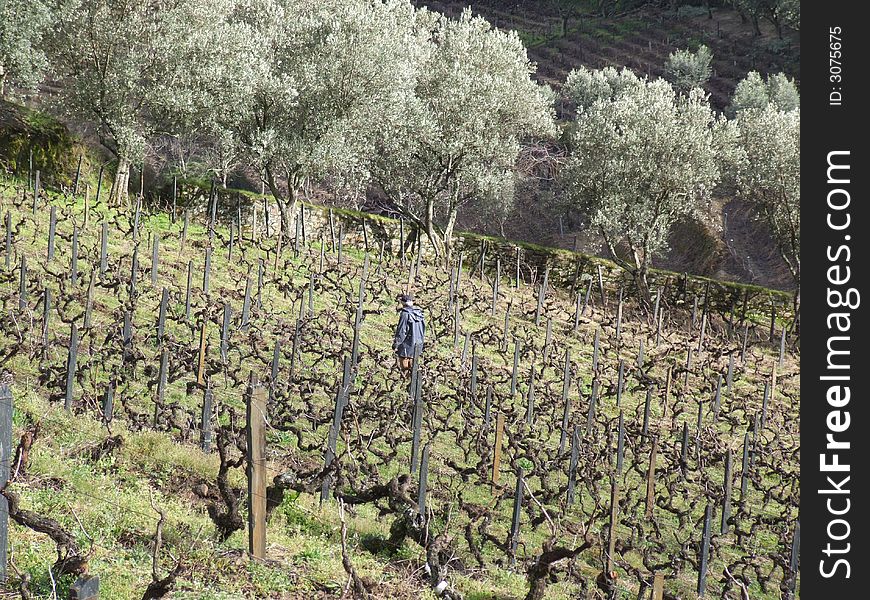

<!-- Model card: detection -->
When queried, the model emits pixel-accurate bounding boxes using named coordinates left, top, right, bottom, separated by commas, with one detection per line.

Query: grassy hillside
left=1, top=175, right=798, bottom=599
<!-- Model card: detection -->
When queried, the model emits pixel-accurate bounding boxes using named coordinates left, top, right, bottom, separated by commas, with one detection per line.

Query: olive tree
left=562, top=67, right=730, bottom=298
left=0, top=0, right=52, bottom=97
left=231, top=0, right=425, bottom=233
left=372, top=8, right=556, bottom=259
left=48, top=0, right=241, bottom=205
left=664, top=45, right=713, bottom=93
left=733, top=105, right=800, bottom=307
left=732, top=0, right=799, bottom=37
left=728, top=70, right=799, bottom=116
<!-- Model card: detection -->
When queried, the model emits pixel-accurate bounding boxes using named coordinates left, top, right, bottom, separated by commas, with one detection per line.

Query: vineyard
left=0, top=174, right=799, bottom=599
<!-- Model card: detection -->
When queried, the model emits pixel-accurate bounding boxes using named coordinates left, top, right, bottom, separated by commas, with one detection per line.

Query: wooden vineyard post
left=491, top=258, right=499, bottom=316
left=67, top=227, right=78, bottom=282
left=616, top=359, right=624, bottom=407
left=663, top=365, right=672, bottom=418
left=534, top=267, right=548, bottom=326
left=84, top=271, right=96, bottom=330
left=184, top=261, right=193, bottom=321
left=509, top=468, right=523, bottom=567
left=196, top=317, right=208, bottom=386
left=651, top=572, right=664, bottom=600
left=410, top=371, right=424, bottom=474
left=698, top=504, right=712, bottom=597
left=712, top=375, right=722, bottom=421
left=680, top=422, right=689, bottom=467
left=203, top=248, right=211, bottom=296
left=47, top=205, right=56, bottom=260
left=199, top=380, right=213, bottom=454
left=103, top=380, right=114, bottom=424
left=510, top=338, right=520, bottom=397
left=417, top=444, right=430, bottom=516
left=698, top=312, right=707, bottom=353
left=73, top=154, right=83, bottom=195
left=321, top=356, right=351, bottom=505
left=726, top=355, right=734, bottom=397
left=558, top=349, right=572, bottom=453
left=246, top=374, right=267, bottom=560
left=42, top=288, right=51, bottom=350
left=597, top=264, right=605, bottom=310
left=787, top=521, right=800, bottom=598
left=491, top=413, right=504, bottom=487
left=151, top=235, right=159, bottom=285
left=157, top=287, right=168, bottom=345
left=740, top=432, right=750, bottom=500
left=592, top=329, right=600, bottom=374
left=525, top=363, right=536, bottom=425
left=615, top=288, right=623, bottom=343
left=606, top=412, right=625, bottom=574
left=779, top=326, right=787, bottom=369
left=573, top=288, right=582, bottom=330
left=288, top=321, right=301, bottom=383
left=5, top=211, right=11, bottom=270
left=581, top=277, right=592, bottom=319
left=642, top=387, right=652, bottom=438
left=0, top=384, right=12, bottom=583
left=645, top=436, right=658, bottom=519
left=65, top=322, right=79, bottom=411
left=18, top=256, right=26, bottom=311
left=585, top=379, right=598, bottom=437
left=470, top=342, right=478, bottom=404
left=721, top=448, right=733, bottom=534
left=154, top=348, right=168, bottom=426
left=129, top=246, right=139, bottom=302
left=566, top=425, right=580, bottom=505
left=241, top=277, right=252, bottom=331
left=771, top=363, right=778, bottom=402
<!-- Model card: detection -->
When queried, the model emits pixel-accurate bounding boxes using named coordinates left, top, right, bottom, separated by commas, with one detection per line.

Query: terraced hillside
left=419, top=1, right=799, bottom=111
left=0, top=174, right=798, bottom=599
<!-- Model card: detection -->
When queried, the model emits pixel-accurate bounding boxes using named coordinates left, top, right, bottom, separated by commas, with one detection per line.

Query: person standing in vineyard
left=393, top=293, right=425, bottom=376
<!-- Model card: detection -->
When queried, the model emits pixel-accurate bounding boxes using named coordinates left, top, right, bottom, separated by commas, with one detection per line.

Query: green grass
left=0, top=177, right=799, bottom=599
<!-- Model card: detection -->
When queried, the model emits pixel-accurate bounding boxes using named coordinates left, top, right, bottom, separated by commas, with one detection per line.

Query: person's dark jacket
left=394, top=306, right=424, bottom=357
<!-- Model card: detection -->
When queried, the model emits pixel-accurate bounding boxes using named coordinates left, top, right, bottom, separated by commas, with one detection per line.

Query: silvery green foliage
left=664, top=45, right=713, bottom=93
left=373, top=8, right=556, bottom=257
left=48, top=0, right=242, bottom=200
left=729, top=70, right=799, bottom=116
left=563, top=66, right=645, bottom=109
left=733, top=105, right=800, bottom=284
left=563, top=67, right=727, bottom=285
left=234, top=0, right=425, bottom=221
left=765, top=73, right=800, bottom=112
left=0, top=0, right=51, bottom=96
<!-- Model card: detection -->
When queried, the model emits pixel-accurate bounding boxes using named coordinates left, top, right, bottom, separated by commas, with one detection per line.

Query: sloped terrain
left=1, top=174, right=798, bottom=599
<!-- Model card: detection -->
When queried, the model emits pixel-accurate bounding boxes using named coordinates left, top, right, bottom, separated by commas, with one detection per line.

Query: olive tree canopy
left=562, top=67, right=732, bottom=297
left=372, top=8, right=557, bottom=259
